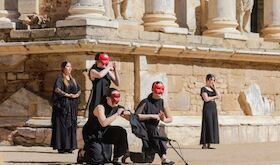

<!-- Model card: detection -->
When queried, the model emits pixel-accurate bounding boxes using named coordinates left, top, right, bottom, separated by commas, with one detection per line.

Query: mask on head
left=152, top=83, right=165, bottom=95
left=110, top=90, right=121, bottom=104
left=99, top=53, right=110, bottom=65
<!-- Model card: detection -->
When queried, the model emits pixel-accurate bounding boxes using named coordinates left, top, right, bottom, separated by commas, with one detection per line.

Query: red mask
left=152, top=83, right=165, bottom=95
left=110, top=90, right=121, bottom=104
left=99, top=53, right=110, bottom=65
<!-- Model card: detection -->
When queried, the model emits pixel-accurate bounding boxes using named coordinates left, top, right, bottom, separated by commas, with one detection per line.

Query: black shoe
left=162, top=159, right=175, bottom=165
left=121, top=152, right=130, bottom=164
left=113, top=157, right=122, bottom=165
left=58, top=149, right=65, bottom=153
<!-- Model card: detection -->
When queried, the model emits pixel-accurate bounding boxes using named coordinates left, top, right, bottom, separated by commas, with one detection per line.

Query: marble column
left=143, top=0, right=188, bottom=34
left=0, top=0, right=18, bottom=29
left=262, top=0, right=280, bottom=41
left=203, top=0, right=240, bottom=38
left=56, top=0, right=118, bottom=28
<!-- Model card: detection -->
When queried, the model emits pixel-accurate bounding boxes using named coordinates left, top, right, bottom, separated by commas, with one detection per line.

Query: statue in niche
left=237, top=0, right=254, bottom=33
left=112, top=0, right=128, bottom=20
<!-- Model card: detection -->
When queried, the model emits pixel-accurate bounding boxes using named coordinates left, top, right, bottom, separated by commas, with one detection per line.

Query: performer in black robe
left=200, top=74, right=221, bottom=149
left=78, top=52, right=120, bottom=162
left=83, top=88, right=129, bottom=165
left=86, top=52, right=120, bottom=117
left=135, top=81, right=174, bottom=165
left=51, top=61, right=81, bottom=153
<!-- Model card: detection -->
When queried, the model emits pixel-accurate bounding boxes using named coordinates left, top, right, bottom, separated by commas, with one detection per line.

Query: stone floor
left=1, top=142, right=280, bottom=165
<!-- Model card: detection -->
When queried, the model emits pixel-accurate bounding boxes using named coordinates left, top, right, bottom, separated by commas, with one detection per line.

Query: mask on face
left=99, top=53, right=110, bottom=65
left=110, top=90, right=121, bottom=104
left=152, top=83, right=165, bottom=95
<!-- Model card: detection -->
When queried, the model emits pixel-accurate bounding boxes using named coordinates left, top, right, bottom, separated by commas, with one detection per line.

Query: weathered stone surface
left=0, top=88, right=52, bottom=117
left=18, top=0, right=39, bottom=14
left=238, top=83, right=275, bottom=116
left=31, top=28, right=56, bottom=38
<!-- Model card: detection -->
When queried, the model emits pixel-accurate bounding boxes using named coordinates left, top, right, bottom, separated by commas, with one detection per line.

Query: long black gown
left=51, top=74, right=80, bottom=151
left=86, top=64, right=111, bottom=118
left=135, top=93, right=167, bottom=163
left=200, top=87, right=219, bottom=145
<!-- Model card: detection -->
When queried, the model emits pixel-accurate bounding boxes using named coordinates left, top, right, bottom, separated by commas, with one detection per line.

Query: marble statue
left=237, top=0, right=254, bottom=33
left=112, top=0, right=128, bottom=20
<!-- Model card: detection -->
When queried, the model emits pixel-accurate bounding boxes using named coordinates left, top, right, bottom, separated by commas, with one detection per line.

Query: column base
left=262, top=26, right=280, bottom=41
left=144, top=26, right=188, bottom=35
left=56, top=18, right=118, bottom=28
left=0, top=21, right=15, bottom=29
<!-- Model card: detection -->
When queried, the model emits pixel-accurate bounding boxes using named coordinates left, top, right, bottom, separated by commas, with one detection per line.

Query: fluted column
left=262, top=0, right=280, bottom=41
left=203, top=0, right=240, bottom=37
left=0, top=0, right=18, bottom=29
left=143, top=0, right=188, bottom=34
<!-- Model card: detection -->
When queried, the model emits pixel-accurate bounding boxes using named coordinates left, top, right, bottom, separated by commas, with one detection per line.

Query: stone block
left=118, top=23, right=143, bottom=40
left=165, top=126, right=200, bottom=146
left=186, top=35, right=202, bottom=44
left=30, top=28, right=56, bottom=38
left=66, top=54, right=87, bottom=70
left=221, top=94, right=242, bottom=112
left=167, top=75, right=184, bottom=93
left=168, top=91, right=190, bottom=111
left=43, top=71, right=59, bottom=92
left=159, top=33, right=187, bottom=44
left=139, top=31, right=160, bottom=41
left=47, top=55, right=67, bottom=71
left=246, top=39, right=261, bottom=49
left=7, top=73, right=16, bottom=81
left=25, top=56, right=48, bottom=72
left=16, top=73, right=29, bottom=80
left=220, top=126, right=239, bottom=144
left=223, top=39, right=247, bottom=49
left=268, top=125, right=278, bottom=142
left=18, top=0, right=39, bottom=14
left=10, top=29, right=31, bottom=39
left=56, top=26, right=86, bottom=38
left=260, top=41, right=280, bottom=49
left=201, top=36, right=223, bottom=46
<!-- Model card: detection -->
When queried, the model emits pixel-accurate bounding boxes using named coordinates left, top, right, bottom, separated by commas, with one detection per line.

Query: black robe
left=51, top=74, right=80, bottom=151
left=83, top=100, right=125, bottom=164
left=86, top=64, right=111, bottom=117
left=200, top=87, right=219, bottom=144
left=134, top=93, right=167, bottom=163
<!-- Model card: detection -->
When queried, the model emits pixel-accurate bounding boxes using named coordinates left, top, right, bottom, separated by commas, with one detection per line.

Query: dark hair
left=151, top=81, right=163, bottom=90
left=206, top=74, right=215, bottom=81
left=61, top=61, right=69, bottom=71
left=95, top=52, right=106, bottom=61
left=106, top=88, right=119, bottom=97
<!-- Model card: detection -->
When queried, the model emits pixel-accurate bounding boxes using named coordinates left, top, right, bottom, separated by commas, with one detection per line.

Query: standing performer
left=200, top=74, right=221, bottom=149
left=135, top=81, right=174, bottom=165
left=78, top=52, right=120, bottom=162
left=51, top=61, right=81, bottom=153
left=83, top=88, right=129, bottom=165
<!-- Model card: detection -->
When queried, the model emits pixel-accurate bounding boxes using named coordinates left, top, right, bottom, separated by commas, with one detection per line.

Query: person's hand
left=112, top=62, right=117, bottom=71
left=117, top=108, right=125, bottom=116
left=159, top=111, right=166, bottom=121
left=121, top=110, right=131, bottom=120
left=106, top=63, right=114, bottom=71
left=72, top=93, right=80, bottom=98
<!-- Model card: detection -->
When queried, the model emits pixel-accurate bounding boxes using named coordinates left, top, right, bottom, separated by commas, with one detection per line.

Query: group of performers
left=50, top=52, right=220, bottom=165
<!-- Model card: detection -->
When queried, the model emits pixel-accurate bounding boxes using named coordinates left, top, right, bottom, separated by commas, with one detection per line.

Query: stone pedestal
left=143, top=0, right=188, bottom=34
left=0, top=0, right=18, bottom=29
left=262, top=0, right=280, bottom=41
left=56, top=0, right=118, bottom=28
left=203, top=0, right=241, bottom=38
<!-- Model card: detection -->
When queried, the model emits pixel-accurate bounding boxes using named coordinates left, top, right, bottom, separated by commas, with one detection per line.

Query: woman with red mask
left=135, top=81, right=174, bottom=165
left=86, top=52, right=120, bottom=117
left=83, top=88, right=129, bottom=165
left=200, top=74, right=221, bottom=149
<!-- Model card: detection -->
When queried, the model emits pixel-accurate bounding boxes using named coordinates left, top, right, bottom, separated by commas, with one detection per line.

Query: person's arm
left=89, top=65, right=113, bottom=81
left=138, top=114, right=160, bottom=121
left=201, top=92, right=220, bottom=102
left=108, top=62, right=120, bottom=86
left=54, top=76, right=73, bottom=98
left=94, top=105, right=124, bottom=127
left=160, top=101, right=173, bottom=123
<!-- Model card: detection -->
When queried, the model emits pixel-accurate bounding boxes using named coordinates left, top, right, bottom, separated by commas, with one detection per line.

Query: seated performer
left=134, top=81, right=174, bottom=165
left=82, top=88, right=129, bottom=165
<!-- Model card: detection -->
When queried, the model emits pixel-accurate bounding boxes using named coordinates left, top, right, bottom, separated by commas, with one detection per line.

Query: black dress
left=51, top=74, right=80, bottom=151
left=200, top=87, right=219, bottom=145
left=83, top=100, right=128, bottom=164
left=135, top=93, right=167, bottom=162
left=86, top=64, right=111, bottom=118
